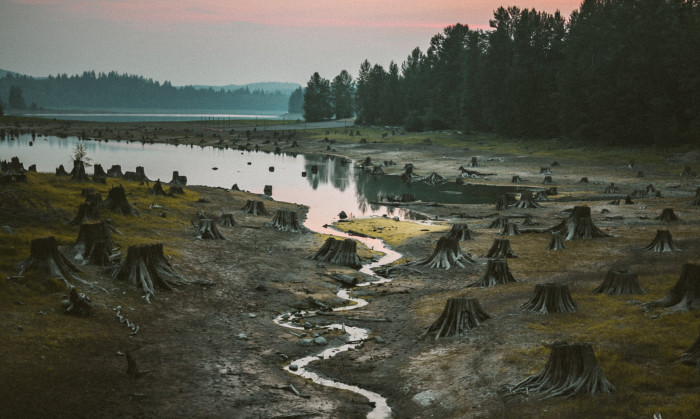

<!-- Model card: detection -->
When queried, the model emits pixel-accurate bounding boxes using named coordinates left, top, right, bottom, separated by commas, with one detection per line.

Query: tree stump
left=268, top=209, right=305, bottom=232
left=546, top=187, right=558, bottom=196
left=624, top=195, right=634, bottom=205
left=263, top=185, right=273, bottom=196
left=19, top=236, right=82, bottom=286
left=72, top=221, right=117, bottom=266
left=543, top=175, right=554, bottom=184
left=401, top=163, right=419, bottom=181
left=642, top=229, right=681, bottom=252
left=545, top=234, right=567, bottom=250
left=63, top=286, right=93, bottom=317
left=539, top=167, right=552, bottom=175
left=681, top=333, right=700, bottom=367
left=488, top=216, right=509, bottom=229
left=102, top=185, right=139, bottom=216
left=512, top=175, right=522, bottom=183
left=486, top=238, right=517, bottom=258
left=630, top=189, right=646, bottom=199
left=468, top=156, right=479, bottom=167
left=413, top=237, right=477, bottom=269
left=443, top=224, right=473, bottom=241
left=112, top=243, right=188, bottom=302
left=168, top=185, right=185, bottom=195
left=371, top=166, right=384, bottom=176
left=655, top=208, right=679, bottom=222
left=593, top=269, right=645, bottom=295
left=70, top=160, right=90, bottom=182
left=500, top=222, right=521, bottom=236
left=579, top=177, right=588, bottom=183
left=468, top=258, right=517, bottom=287
left=169, top=170, right=187, bottom=185
left=92, top=164, right=107, bottom=183
left=522, top=283, right=577, bottom=314
left=644, top=263, right=700, bottom=311
left=637, top=170, right=644, bottom=178
left=193, top=219, right=227, bottom=240
left=511, top=190, right=540, bottom=209
left=106, top=164, right=123, bottom=178
left=422, top=298, right=491, bottom=340
left=219, top=213, right=236, bottom=227
left=690, top=187, right=700, bottom=206
left=149, top=179, right=166, bottom=196
left=547, top=206, right=609, bottom=240
left=646, top=184, right=656, bottom=194
left=422, top=172, right=447, bottom=185
left=681, top=166, right=696, bottom=177
left=603, top=183, right=617, bottom=194
left=55, top=164, right=69, bottom=176
left=242, top=200, right=269, bottom=216
left=231, top=183, right=240, bottom=191
left=311, top=238, right=362, bottom=269
left=508, top=342, right=615, bottom=398
left=68, top=199, right=101, bottom=226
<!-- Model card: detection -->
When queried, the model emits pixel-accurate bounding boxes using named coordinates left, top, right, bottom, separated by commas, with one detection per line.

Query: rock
left=289, top=364, right=299, bottom=371
left=303, top=321, right=313, bottom=330
left=374, top=336, right=385, bottom=344
left=236, top=333, right=248, bottom=340
left=297, top=339, right=315, bottom=347
left=247, top=313, right=257, bottom=318
left=412, top=390, right=439, bottom=407
left=314, top=336, right=328, bottom=346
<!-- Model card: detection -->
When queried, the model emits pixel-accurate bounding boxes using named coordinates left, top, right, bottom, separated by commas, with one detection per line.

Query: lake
left=17, top=112, right=285, bottom=123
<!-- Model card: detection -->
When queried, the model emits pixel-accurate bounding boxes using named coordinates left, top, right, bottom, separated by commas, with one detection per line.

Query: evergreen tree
left=303, top=72, right=332, bottom=122
left=288, top=87, right=304, bottom=114
left=8, top=85, right=27, bottom=109
left=331, top=70, right=355, bottom=119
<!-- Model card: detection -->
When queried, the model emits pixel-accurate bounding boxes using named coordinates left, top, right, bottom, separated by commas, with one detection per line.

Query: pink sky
left=1, top=0, right=581, bottom=85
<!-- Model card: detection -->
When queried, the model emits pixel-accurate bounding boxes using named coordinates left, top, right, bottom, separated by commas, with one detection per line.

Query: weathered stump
left=242, top=200, right=269, bottom=216
left=169, top=170, right=187, bottom=185
left=231, top=183, right=241, bottom=191
left=422, top=298, right=491, bottom=340
left=193, top=219, right=227, bottom=240
left=488, top=216, right=509, bottom=229
left=468, top=156, right=479, bottom=167
left=168, top=185, right=185, bottom=195
left=545, top=187, right=558, bottom=196
left=443, top=224, right=473, bottom=241
left=311, top=238, right=362, bottom=269
left=603, top=183, right=617, bottom=194
left=263, top=185, right=273, bottom=196
left=371, top=166, right=384, bottom=176
left=545, top=234, right=567, bottom=250
left=92, top=164, right=107, bottom=183
left=19, top=236, right=81, bottom=286
left=579, top=177, right=588, bottom=183
left=413, top=237, right=477, bottom=269
left=681, top=333, right=700, bottom=367
left=401, top=163, right=419, bottom=181
left=593, top=269, right=645, bottom=295
left=106, top=164, right=123, bottom=178
left=72, top=221, right=117, bottom=266
left=539, top=167, right=552, bottom=175
left=55, top=164, right=69, bottom=176
left=690, top=187, right=700, bottom=206
left=642, top=229, right=681, bottom=252
left=644, top=263, right=700, bottom=311
left=422, top=172, right=447, bottom=185
left=511, top=190, right=540, bottom=209
left=112, top=243, right=188, bottom=302
left=623, top=195, right=634, bottom=205
left=681, top=166, right=696, bottom=177
left=468, top=258, right=517, bottom=287
left=508, top=342, right=615, bottom=398
left=522, top=283, right=577, bottom=314
left=630, top=189, right=646, bottom=199
left=149, top=179, right=166, bottom=196
left=68, top=199, right=101, bottom=226
left=512, top=175, right=522, bottom=183
left=500, top=222, right=521, bottom=236
left=655, top=208, right=679, bottom=222
left=63, top=286, right=93, bottom=317
left=543, top=175, right=554, bottom=184
left=268, top=209, right=305, bottom=232
left=547, top=206, right=609, bottom=240
left=486, top=238, right=517, bottom=258
left=219, top=213, right=236, bottom=227
left=70, top=160, right=90, bottom=182
left=102, top=185, right=139, bottom=216
left=637, top=170, right=644, bottom=178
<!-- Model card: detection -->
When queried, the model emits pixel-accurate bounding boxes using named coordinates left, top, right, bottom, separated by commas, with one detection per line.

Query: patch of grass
left=333, top=217, right=448, bottom=247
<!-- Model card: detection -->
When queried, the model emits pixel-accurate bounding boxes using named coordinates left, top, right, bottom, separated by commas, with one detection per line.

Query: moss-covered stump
left=644, top=263, right=700, bottom=311
left=149, top=179, right=166, bottom=196
left=102, top=185, right=139, bottom=216
left=422, top=297, right=491, bottom=340
left=19, top=236, right=82, bottom=286
left=268, top=209, right=305, bottom=233
left=681, top=333, right=700, bottom=367
left=193, top=219, right=227, bottom=240
left=443, top=224, right=474, bottom=241
left=242, top=200, right=270, bottom=216
left=508, top=342, right=615, bottom=398
left=311, top=238, right=362, bottom=269
left=468, top=258, right=517, bottom=287
left=92, top=164, right=107, bottom=183
left=72, top=221, right=117, bottom=266
left=593, top=269, right=645, bottom=295
left=69, top=160, right=90, bottom=182
left=112, top=243, right=188, bottom=302
left=522, top=283, right=577, bottom=314
left=413, top=237, right=477, bottom=269
left=485, top=238, right=517, bottom=258
left=547, top=206, right=609, bottom=240
left=123, top=166, right=150, bottom=183
left=642, top=229, right=681, bottom=253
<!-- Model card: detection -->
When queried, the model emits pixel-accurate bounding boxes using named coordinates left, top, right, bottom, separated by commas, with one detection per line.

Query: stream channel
left=2, top=134, right=521, bottom=418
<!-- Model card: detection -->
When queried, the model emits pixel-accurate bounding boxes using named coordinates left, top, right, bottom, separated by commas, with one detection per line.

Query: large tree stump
left=655, top=208, right=679, bottom=221
left=522, top=283, right=577, bottom=314
left=511, top=190, right=540, bottom=209
left=547, top=206, right=609, bottom=240
left=443, top=224, right=473, bottom=241
left=500, top=222, right=521, bottom=236
left=123, top=166, right=150, bottom=183
left=644, top=263, right=700, bottom=311
left=112, top=243, right=188, bottom=302
left=642, top=229, right=681, bottom=252
left=102, top=185, right=139, bottom=216
left=422, top=298, right=491, bottom=340
left=63, top=286, right=93, bottom=317
left=193, top=219, right=227, bottom=240
left=106, top=164, right=123, bottom=178
left=508, top=342, right=615, bottom=398
left=468, top=258, right=518, bottom=287
left=268, top=209, right=305, bottom=232
left=242, top=200, right=269, bottom=216
left=488, top=216, right=509, bottom=229
left=546, top=234, right=566, bottom=250
left=19, top=236, right=82, bottom=286
left=219, top=213, right=236, bottom=227
left=311, top=238, right=362, bottom=269
left=169, top=170, right=187, bottom=185
left=681, top=333, right=700, bottom=367
left=149, top=179, right=166, bottom=196
left=92, top=164, right=107, bottom=183
left=70, top=160, right=90, bottom=181
left=414, top=237, right=477, bottom=269
left=486, top=238, right=517, bottom=258
left=72, top=221, right=118, bottom=266
left=593, top=269, right=645, bottom=295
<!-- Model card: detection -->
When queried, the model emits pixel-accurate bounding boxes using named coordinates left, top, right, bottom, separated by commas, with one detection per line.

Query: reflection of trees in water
left=303, top=155, right=352, bottom=192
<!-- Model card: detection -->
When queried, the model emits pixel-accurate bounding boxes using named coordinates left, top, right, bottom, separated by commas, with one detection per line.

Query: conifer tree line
left=302, top=0, right=698, bottom=145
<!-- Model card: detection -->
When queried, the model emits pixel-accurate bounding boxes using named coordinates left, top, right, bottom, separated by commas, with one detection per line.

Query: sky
left=0, top=0, right=581, bottom=87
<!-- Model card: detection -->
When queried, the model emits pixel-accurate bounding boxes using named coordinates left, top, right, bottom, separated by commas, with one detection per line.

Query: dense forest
left=0, top=71, right=290, bottom=112
left=304, top=0, right=698, bottom=145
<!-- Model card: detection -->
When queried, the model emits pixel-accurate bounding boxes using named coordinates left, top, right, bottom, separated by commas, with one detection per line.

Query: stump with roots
left=689, top=187, right=700, bottom=206
left=268, top=209, right=305, bottom=232
left=500, top=222, right=521, bottom=236
left=193, top=219, right=227, bottom=240
left=486, top=238, right=517, bottom=258
left=511, top=190, right=540, bottom=209
left=112, top=243, right=191, bottom=302
left=422, top=298, right=491, bottom=340
left=218, top=213, right=236, bottom=227
left=242, top=200, right=269, bottom=216
left=92, top=164, right=107, bottom=183
left=539, top=167, right=552, bottom=175
left=656, top=208, right=679, bottom=222
left=63, top=286, right=93, bottom=317
left=149, top=179, right=166, bottom=196
left=642, top=229, right=681, bottom=252
left=56, top=164, right=69, bottom=176
left=443, top=224, right=473, bottom=241
left=106, top=164, right=123, bottom=178
left=593, top=269, right=645, bottom=295
left=522, top=283, right=577, bottom=314
left=311, top=238, right=362, bottom=269
left=544, top=233, right=566, bottom=250
left=102, top=185, right=139, bottom=216
left=468, top=258, right=518, bottom=287
left=421, top=172, right=447, bottom=185
left=168, top=185, right=185, bottom=195
left=488, top=216, right=509, bottom=229
left=413, top=237, right=477, bottom=269
left=72, top=221, right=118, bottom=266
left=70, top=160, right=90, bottom=181
left=681, top=333, right=700, bottom=367
left=507, top=341, right=615, bottom=398
left=603, top=183, right=617, bottom=194
left=644, top=263, right=700, bottom=311
left=169, top=170, right=187, bottom=185
left=548, top=206, right=609, bottom=240
left=19, top=236, right=82, bottom=286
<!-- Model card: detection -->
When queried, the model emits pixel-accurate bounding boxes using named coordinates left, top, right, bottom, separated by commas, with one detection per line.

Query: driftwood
left=413, top=237, right=477, bottom=269
left=311, top=238, right=362, bottom=269
left=642, top=229, right=681, bottom=252
left=106, top=164, right=123, bottom=178
left=500, top=222, right=521, bottom=236
left=547, top=206, right=609, bottom=240
left=422, top=298, right=491, bottom=340
left=193, top=219, right=227, bottom=240
left=219, top=213, right=236, bottom=227
left=655, top=208, right=679, bottom=221
left=268, top=209, right=305, bottom=232
left=486, top=238, right=517, bottom=258
left=72, top=221, right=118, bottom=265
left=443, top=224, right=473, bottom=241
left=242, top=200, right=270, bottom=216
left=70, top=160, right=90, bottom=182
left=19, top=236, right=82, bottom=287
left=102, top=185, right=139, bottom=216
left=681, top=333, right=700, bottom=367
left=63, top=286, right=93, bottom=317
left=593, top=269, right=645, bottom=295
left=488, top=216, right=509, bottom=229
left=149, top=179, right=166, bottom=196
left=508, top=342, right=615, bottom=398
left=644, top=263, right=700, bottom=311
left=468, top=258, right=518, bottom=287
left=522, top=283, right=577, bottom=314
left=546, top=234, right=567, bottom=250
